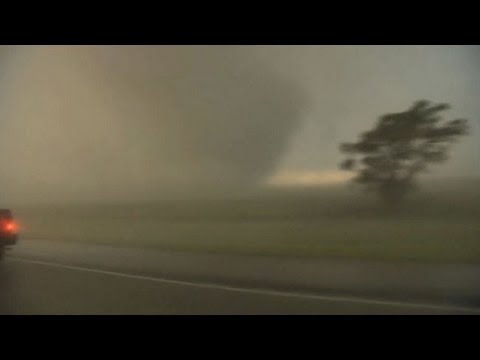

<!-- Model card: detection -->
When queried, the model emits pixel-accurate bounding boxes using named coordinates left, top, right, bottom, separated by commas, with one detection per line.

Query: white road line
left=8, top=256, right=480, bottom=313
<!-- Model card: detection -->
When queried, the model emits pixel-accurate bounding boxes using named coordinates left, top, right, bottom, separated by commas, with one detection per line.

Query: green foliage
left=339, top=100, right=469, bottom=206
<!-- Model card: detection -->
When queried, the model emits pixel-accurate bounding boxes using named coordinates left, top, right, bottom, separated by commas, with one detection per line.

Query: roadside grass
left=13, top=186, right=480, bottom=264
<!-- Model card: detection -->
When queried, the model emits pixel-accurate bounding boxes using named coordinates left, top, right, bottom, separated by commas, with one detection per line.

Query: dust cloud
left=0, top=46, right=307, bottom=203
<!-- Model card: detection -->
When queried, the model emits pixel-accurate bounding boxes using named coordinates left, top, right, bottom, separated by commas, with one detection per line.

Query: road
left=1, top=239, right=480, bottom=314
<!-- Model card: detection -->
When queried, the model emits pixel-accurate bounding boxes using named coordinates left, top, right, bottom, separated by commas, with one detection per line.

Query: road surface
left=1, top=239, right=480, bottom=314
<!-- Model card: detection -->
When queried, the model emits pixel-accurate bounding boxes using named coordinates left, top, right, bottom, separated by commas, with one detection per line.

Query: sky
left=0, top=45, right=478, bottom=203
left=257, top=46, right=480, bottom=184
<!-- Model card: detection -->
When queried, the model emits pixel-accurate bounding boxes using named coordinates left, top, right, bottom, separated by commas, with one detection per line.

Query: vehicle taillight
left=3, top=221, right=18, bottom=233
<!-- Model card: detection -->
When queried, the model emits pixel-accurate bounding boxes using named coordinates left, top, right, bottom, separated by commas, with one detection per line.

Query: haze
left=0, top=45, right=478, bottom=204
left=1, top=45, right=480, bottom=315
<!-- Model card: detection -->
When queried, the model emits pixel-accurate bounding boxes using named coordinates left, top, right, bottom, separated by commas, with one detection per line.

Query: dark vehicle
left=0, top=209, right=19, bottom=260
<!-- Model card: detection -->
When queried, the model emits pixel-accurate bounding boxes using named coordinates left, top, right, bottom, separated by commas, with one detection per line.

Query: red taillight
left=3, top=221, right=18, bottom=233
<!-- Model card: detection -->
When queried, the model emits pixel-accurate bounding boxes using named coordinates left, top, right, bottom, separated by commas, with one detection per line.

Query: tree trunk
left=378, top=181, right=409, bottom=212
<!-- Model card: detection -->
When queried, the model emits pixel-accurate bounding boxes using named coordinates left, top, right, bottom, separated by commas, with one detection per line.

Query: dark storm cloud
left=1, top=46, right=477, bottom=203
left=254, top=46, right=480, bottom=178
left=0, top=46, right=308, bottom=203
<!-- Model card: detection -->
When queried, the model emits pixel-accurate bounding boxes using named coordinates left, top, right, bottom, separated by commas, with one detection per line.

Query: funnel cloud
left=0, top=45, right=478, bottom=204
left=0, top=46, right=307, bottom=203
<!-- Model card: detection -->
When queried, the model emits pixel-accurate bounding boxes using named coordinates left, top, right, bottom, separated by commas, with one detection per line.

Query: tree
left=339, top=100, right=469, bottom=208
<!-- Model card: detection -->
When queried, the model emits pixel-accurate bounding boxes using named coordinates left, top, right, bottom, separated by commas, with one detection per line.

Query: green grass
left=13, top=184, right=480, bottom=264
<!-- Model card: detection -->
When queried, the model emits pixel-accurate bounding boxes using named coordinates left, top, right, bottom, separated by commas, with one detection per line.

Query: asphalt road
left=1, top=239, right=480, bottom=314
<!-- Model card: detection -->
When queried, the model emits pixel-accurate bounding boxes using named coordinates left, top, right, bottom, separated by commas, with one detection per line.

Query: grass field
left=12, top=179, right=480, bottom=264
